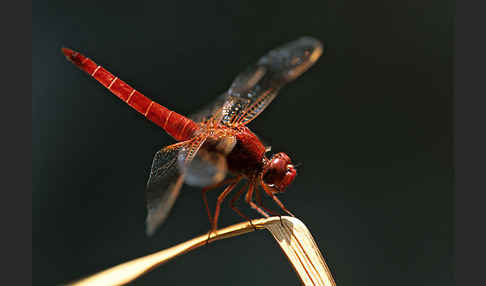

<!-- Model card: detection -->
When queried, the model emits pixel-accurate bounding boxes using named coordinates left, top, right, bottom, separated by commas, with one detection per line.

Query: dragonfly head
left=262, top=152, right=297, bottom=192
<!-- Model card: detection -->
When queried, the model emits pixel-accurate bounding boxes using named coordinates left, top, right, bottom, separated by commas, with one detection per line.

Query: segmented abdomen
left=62, top=48, right=198, bottom=141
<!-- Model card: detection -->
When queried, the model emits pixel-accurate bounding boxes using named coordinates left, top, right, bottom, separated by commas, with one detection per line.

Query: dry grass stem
left=67, top=216, right=335, bottom=286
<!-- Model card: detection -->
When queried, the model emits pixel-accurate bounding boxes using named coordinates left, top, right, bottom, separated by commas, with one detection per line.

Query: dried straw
left=67, top=216, right=335, bottom=286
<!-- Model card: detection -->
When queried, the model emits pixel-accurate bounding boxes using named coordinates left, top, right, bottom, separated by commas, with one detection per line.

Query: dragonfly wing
left=223, top=37, right=324, bottom=126
left=189, top=66, right=266, bottom=123
left=190, top=37, right=322, bottom=125
left=179, top=135, right=235, bottom=187
left=190, top=93, right=228, bottom=123
left=228, top=65, right=267, bottom=95
left=145, top=143, right=186, bottom=236
left=256, top=36, right=323, bottom=83
left=181, top=148, right=228, bottom=187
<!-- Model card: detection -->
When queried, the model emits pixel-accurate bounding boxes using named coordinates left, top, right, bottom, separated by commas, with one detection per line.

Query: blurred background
left=33, top=0, right=454, bottom=285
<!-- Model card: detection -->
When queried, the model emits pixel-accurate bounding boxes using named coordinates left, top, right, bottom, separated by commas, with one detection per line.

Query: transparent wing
left=180, top=148, right=228, bottom=187
left=190, top=66, right=267, bottom=123
left=190, top=93, right=228, bottom=123
left=178, top=134, right=235, bottom=187
left=145, top=143, right=187, bottom=236
left=191, top=37, right=323, bottom=126
left=145, top=135, right=209, bottom=236
left=226, top=37, right=323, bottom=126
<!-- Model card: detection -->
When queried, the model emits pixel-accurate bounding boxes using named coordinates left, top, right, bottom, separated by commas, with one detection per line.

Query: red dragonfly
left=62, top=37, right=323, bottom=236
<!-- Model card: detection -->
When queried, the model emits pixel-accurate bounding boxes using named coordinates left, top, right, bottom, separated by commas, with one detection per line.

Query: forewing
left=181, top=149, right=228, bottom=187
left=190, top=93, right=227, bottom=123
left=189, top=66, right=266, bottom=123
left=180, top=135, right=235, bottom=187
left=145, top=144, right=186, bottom=236
left=223, top=37, right=324, bottom=125
left=191, top=37, right=322, bottom=126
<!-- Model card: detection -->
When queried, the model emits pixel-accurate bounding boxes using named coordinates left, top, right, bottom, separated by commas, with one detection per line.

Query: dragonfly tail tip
left=61, top=47, right=78, bottom=62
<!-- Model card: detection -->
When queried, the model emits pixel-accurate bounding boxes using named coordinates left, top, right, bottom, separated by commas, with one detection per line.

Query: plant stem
left=67, top=216, right=335, bottom=286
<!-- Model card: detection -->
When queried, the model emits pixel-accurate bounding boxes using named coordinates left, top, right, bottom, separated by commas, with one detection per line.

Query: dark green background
left=33, top=0, right=454, bottom=285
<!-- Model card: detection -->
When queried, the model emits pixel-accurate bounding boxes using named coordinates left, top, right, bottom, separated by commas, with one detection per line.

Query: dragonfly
left=62, top=37, right=323, bottom=236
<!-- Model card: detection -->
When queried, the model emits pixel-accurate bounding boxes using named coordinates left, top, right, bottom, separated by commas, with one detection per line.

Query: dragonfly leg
left=261, top=184, right=296, bottom=217
left=202, top=177, right=241, bottom=245
left=245, top=183, right=270, bottom=218
left=229, top=182, right=257, bottom=231
left=255, top=185, right=285, bottom=228
left=211, top=180, right=240, bottom=232
left=255, top=186, right=280, bottom=216
left=201, top=177, right=241, bottom=229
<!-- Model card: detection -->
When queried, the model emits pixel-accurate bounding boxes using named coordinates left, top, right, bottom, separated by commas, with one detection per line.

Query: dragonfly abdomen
left=62, top=48, right=199, bottom=141
left=146, top=105, right=199, bottom=141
